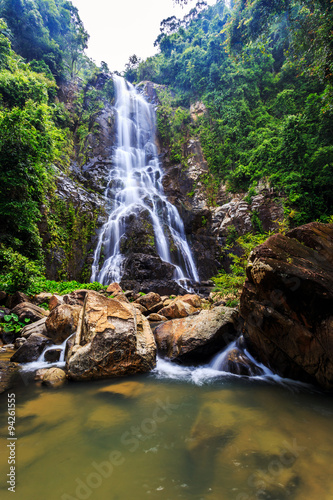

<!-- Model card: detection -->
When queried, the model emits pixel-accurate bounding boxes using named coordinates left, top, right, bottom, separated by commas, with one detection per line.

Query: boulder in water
left=0, top=360, right=18, bottom=393
left=240, top=221, right=333, bottom=389
left=10, top=333, right=53, bottom=363
left=154, top=306, right=239, bottom=364
left=213, top=347, right=264, bottom=376
left=41, top=367, right=67, bottom=388
left=67, top=290, right=156, bottom=380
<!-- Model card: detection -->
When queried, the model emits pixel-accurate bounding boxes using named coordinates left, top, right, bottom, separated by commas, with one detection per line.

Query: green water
left=1, top=364, right=333, bottom=500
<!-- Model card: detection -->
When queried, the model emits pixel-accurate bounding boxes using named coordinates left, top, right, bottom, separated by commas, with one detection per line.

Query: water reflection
left=0, top=373, right=332, bottom=500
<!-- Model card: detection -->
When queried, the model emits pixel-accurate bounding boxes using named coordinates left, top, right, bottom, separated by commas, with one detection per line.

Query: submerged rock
left=240, top=221, right=333, bottom=389
left=67, top=290, right=156, bottom=380
left=41, top=367, right=67, bottom=388
left=154, top=306, right=239, bottom=364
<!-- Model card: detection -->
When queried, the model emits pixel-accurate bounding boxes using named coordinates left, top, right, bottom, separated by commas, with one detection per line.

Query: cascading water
left=91, top=75, right=199, bottom=288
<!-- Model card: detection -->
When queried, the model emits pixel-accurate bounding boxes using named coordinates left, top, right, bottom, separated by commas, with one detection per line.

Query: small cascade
left=20, top=334, right=73, bottom=373
left=91, top=75, right=199, bottom=289
left=153, top=340, right=310, bottom=389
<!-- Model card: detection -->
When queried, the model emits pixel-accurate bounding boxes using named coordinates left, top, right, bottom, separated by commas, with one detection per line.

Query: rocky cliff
left=240, top=222, right=333, bottom=389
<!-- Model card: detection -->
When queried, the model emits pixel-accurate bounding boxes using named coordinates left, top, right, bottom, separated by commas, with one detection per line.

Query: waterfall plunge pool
left=1, top=359, right=333, bottom=500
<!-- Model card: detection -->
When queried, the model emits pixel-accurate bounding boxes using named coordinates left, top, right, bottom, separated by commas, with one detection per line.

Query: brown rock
left=41, top=367, right=67, bottom=388
left=46, top=304, right=82, bottom=344
left=240, top=221, right=333, bottom=388
left=106, top=283, right=123, bottom=294
left=134, top=292, right=162, bottom=311
left=147, top=313, right=168, bottom=322
left=21, top=317, right=47, bottom=338
left=33, top=293, right=53, bottom=307
left=11, top=302, right=49, bottom=323
left=132, top=303, right=148, bottom=314
left=66, top=291, right=156, bottom=380
left=48, top=295, right=64, bottom=311
left=213, top=347, right=263, bottom=376
left=63, top=289, right=89, bottom=307
left=158, top=298, right=199, bottom=319
left=154, top=306, right=239, bottom=363
left=0, top=291, right=7, bottom=305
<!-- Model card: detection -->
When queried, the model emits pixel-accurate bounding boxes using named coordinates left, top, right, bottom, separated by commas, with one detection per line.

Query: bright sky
left=71, top=0, right=217, bottom=73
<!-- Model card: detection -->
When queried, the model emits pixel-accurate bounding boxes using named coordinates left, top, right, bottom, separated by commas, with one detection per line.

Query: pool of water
left=1, top=358, right=333, bottom=500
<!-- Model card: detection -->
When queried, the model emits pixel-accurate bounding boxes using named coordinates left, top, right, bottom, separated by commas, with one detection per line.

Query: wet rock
left=67, top=290, right=156, bottom=380
left=46, top=304, right=82, bottom=344
left=0, top=361, right=18, bottom=393
left=11, top=334, right=53, bottom=363
left=121, top=254, right=186, bottom=296
left=240, top=222, right=333, bottom=389
left=21, top=317, right=47, bottom=338
left=154, top=306, right=239, bottom=364
left=41, top=367, right=67, bottom=388
left=11, top=302, right=49, bottom=323
left=217, top=348, right=264, bottom=376
left=98, top=381, right=146, bottom=399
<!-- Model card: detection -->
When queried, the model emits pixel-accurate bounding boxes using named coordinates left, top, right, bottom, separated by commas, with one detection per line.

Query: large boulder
left=66, top=290, right=156, bottom=380
left=21, top=317, right=47, bottom=338
left=46, top=304, right=82, bottom=344
left=240, top=222, right=333, bottom=389
left=154, top=306, right=239, bottom=364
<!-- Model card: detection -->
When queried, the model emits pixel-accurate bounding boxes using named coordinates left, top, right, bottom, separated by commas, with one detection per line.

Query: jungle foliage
left=128, top=0, right=333, bottom=226
left=0, top=2, right=113, bottom=291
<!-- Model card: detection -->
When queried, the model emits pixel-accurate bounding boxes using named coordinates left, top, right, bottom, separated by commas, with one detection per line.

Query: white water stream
left=91, top=75, right=199, bottom=288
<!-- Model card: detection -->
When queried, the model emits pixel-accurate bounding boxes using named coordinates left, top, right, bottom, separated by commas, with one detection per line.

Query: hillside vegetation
left=128, top=0, right=333, bottom=227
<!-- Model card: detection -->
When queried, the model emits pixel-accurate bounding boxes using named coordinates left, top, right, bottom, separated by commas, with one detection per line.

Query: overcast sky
left=71, top=0, right=217, bottom=73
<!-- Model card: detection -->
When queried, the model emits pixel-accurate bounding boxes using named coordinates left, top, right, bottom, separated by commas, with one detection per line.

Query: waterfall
left=91, top=75, right=199, bottom=288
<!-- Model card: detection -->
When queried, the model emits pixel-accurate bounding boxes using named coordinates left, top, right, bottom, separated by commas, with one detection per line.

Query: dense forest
left=0, top=0, right=332, bottom=294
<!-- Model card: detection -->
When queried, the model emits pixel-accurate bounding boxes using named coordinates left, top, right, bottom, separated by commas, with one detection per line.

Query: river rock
left=21, top=317, right=47, bottom=338
left=158, top=295, right=200, bottom=319
left=240, top=221, right=333, bottom=389
left=134, top=292, right=162, bottom=312
left=41, top=367, right=67, bottom=388
left=67, top=290, right=156, bottom=380
left=11, top=302, right=49, bottom=323
left=63, top=289, right=89, bottom=307
left=218, top=348, right=264, bottom=376
left=154, top=306, right=239, bottom=363
left=10, top=333, right=53, bottom=363
left=46, top=304, right=82, bottom=344
left=147, top=313, right=168, bottom=322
